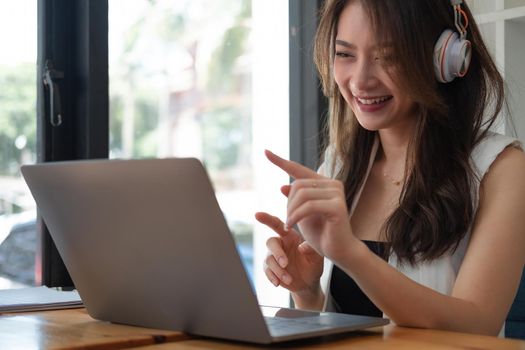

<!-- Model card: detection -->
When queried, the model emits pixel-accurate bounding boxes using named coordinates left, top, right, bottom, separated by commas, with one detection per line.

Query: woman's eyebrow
left=335, top=39, right=356, bottom=49
left=335, top=39, right=394, bottom=51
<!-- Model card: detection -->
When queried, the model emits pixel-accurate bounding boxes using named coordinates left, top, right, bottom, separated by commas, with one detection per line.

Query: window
left=109, top=0, right=290, bottom=305
left=15, top=0, right=321, bottom=308
left=0, top=1, right=38, bottom=289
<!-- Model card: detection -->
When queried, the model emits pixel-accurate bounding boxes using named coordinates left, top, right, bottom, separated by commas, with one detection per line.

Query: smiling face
left=333, top=1, right=417, bottom=132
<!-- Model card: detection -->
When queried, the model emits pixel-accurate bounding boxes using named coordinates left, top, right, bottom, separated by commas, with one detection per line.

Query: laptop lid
left=21, top=158, right=388, bottom=344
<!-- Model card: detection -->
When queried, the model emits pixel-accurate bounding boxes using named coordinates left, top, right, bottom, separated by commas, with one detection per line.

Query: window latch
left=43, top=60, right=64, bottom=127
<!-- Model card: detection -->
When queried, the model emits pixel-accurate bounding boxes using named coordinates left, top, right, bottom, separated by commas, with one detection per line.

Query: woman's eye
left=335, top=51, right=354, bottom=58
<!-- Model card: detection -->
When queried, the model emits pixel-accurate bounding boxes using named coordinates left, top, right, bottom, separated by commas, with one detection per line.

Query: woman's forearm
left=339, top=242, right=498, bottom=335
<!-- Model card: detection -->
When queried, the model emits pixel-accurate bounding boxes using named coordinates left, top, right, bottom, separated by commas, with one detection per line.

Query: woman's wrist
left=291, top=282, right=324, bottom=310
left=333, top=238, right=372, bottom=279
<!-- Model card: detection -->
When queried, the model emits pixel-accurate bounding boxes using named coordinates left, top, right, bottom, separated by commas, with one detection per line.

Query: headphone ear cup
left=433, top=29, right=472, bottom=83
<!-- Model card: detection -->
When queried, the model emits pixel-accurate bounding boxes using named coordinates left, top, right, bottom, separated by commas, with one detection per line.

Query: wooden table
left=134, top=326, right=525, bottom=350
left=0, top=308, right=524, bottom=350
left=0, top=308, right=188, bottom=349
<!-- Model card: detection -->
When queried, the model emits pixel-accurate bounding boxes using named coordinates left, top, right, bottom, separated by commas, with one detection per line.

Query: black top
left=329, top=240, right=387, bottom=317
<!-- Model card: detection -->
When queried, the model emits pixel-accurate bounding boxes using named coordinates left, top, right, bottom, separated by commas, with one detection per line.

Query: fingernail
left=283, top=224, right=289, bottom=232
left=278, top=256, right=287, bottom=268
left=282, top=274, right=292, bottom=285
left=271, top=278, right=278, bottom=287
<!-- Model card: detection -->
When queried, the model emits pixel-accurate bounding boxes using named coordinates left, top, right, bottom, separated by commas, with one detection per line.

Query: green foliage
left=156, top=12, right=186, bottom=42
left=207, top=21, right=250, bottom=94
left=123, top=18, right=147, bottom=58
left=109, top=91, right=159, bottom=158
left=109, top=94, right=123, bottom=154
left=202, top=107, right=245, bottom=171
left=133, top=96, right=159, bottom=157
left=0, top=64, right=36, bottom=176
left=109, top=0, right=252, bottom=172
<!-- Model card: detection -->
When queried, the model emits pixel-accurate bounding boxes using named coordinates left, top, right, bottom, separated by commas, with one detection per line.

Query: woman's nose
left=350, top=59, right=378, bottom=93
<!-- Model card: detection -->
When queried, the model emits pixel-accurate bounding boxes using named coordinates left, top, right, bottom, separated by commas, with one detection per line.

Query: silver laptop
left=21, top=158, right=388, bottom=344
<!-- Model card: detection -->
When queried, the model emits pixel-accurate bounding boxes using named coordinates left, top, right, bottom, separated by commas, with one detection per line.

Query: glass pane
left=0, top=1, right=38, bottom=289
left=109, top=0, right=290, bottom=305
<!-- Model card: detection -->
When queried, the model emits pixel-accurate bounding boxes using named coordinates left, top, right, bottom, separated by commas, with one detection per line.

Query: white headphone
left=433, top=0, right=472, bottom=83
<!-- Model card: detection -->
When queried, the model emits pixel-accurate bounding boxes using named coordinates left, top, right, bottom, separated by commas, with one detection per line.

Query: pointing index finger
left=265, top=149, right=321, bottom=180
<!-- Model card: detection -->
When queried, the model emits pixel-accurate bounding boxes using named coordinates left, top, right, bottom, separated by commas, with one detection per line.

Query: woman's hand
left=255, top=212, right=323, bottom=296
left=264, top=150, right=360, bottom=264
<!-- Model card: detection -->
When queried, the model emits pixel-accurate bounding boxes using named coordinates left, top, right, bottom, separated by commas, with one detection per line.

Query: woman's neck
left=377, top=130, right=409, bottom=165
left=376, top=121, right=415, bottom=177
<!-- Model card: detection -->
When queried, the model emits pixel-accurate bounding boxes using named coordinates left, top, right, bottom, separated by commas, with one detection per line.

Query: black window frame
left=38, top=0, right=109, bottom=287
left=289, top=0, right=328, bottom=170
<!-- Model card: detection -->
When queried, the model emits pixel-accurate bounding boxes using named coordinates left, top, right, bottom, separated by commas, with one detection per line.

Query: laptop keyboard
left=264, top=316, right=334, bottom=336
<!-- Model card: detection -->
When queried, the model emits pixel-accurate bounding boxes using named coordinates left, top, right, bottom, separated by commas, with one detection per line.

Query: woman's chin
left=354, top=117, right=386, bottom=131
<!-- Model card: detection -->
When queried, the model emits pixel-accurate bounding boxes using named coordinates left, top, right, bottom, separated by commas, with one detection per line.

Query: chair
left=506, top=268, right=525, bottom=339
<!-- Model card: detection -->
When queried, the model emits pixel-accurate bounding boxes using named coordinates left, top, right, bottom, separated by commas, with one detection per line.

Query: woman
left=256, top=0, right=525, bottom=336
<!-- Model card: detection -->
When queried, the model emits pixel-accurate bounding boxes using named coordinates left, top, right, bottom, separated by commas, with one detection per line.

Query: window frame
left=289, top=0, right=327, bottom=170
left=37, top=0, right=109, bottom=287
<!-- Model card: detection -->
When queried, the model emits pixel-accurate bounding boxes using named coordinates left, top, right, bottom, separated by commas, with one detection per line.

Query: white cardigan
left=317, top=132, right=521, bottom=335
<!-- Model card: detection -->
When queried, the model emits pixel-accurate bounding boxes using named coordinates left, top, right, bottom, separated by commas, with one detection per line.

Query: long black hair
left=314, top=0, right=505, bottom=265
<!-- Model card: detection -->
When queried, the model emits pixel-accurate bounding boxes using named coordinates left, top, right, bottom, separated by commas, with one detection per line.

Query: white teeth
left=356, top=96, right=391, bottom=105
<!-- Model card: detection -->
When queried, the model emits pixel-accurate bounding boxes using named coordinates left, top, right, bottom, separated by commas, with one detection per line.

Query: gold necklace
left=383, top=172, right=402, bottom=186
